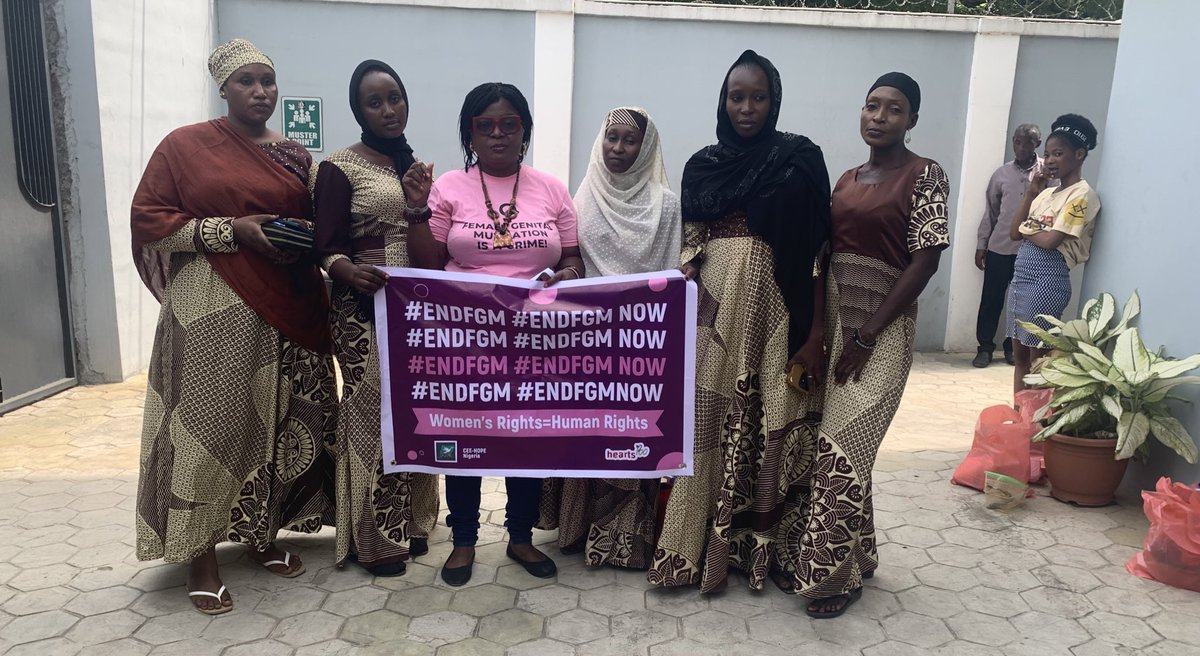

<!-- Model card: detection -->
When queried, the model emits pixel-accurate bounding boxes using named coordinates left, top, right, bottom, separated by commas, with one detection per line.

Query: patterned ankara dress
left=784, top=157, right=950, bottom=600
left=312, top=149, right=440, bottom=569
left=647, top=213, right=825, bottom=592
left=133, top=121, right=337, bottom=563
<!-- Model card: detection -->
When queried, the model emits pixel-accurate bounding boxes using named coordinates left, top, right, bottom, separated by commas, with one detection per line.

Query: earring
left=905, top=130, right=912, bottom=145
left=518, top=143, right=528, bottom=163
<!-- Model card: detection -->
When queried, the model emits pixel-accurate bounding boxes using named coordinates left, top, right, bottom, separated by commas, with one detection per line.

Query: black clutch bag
left=261, top=218, right=314, bottom=252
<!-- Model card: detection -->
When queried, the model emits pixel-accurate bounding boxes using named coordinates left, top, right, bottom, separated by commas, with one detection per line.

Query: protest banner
left=376, top=268, right=696, bottom=478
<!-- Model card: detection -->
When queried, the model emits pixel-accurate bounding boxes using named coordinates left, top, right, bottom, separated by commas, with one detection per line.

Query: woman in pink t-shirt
left=408, top=82, right=582, bottom=587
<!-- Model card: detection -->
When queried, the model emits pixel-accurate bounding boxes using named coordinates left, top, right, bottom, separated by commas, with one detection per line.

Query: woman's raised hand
left=403, top=161, right=435, bottom=209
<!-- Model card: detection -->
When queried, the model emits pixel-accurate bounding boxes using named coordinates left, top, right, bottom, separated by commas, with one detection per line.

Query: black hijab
left=680, top=50, right=832, bottom=354
left=349, top=59, right=416, bottom=177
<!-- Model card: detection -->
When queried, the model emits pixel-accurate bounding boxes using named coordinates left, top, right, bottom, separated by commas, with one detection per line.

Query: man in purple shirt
left=973, top=124, right=1042, bottom=368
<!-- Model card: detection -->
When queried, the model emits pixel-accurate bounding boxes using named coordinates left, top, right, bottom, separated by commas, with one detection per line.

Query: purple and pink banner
left=375, top=268, right=696, bottom=477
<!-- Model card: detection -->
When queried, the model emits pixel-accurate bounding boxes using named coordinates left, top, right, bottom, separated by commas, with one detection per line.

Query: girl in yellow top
left=1008, top=113, right=1101, bottom=396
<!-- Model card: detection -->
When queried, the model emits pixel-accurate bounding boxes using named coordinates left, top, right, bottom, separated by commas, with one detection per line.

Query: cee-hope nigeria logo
left=434, top=441, right=458, bottom=463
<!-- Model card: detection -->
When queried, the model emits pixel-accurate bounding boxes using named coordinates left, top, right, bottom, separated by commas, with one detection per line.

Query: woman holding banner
left=408, top=82, right=582, bottom=586
left=647, top=50, right=832, bottom=594
left=541, top=106, right=681, bottom=569
left=312, top=60, right=440, bottom=577
left=131, top=39, right=335, bottom=614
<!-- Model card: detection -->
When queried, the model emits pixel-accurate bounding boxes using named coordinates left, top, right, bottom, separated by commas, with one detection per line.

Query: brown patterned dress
left=312, top=149, right=440, bottom=568
left=135, top=139, right=337, bottom=563
left=782, top=157, right=950, bottom=599
left=647, top=212, right=824, bottom=592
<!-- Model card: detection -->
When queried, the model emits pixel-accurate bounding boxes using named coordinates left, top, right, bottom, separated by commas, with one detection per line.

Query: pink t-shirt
left=428, top=165, right=578, bottom=279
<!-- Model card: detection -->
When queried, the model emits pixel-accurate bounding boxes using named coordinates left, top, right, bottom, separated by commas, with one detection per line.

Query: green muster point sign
left=282, top=97, right=322, bottom=151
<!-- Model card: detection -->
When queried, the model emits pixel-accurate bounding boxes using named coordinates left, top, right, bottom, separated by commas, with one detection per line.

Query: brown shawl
left=131, top=117, right=331, bottom=354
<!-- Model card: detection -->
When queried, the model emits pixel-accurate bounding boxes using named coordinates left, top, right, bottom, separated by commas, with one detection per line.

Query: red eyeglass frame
left=471, top=114, right=523, bottom=136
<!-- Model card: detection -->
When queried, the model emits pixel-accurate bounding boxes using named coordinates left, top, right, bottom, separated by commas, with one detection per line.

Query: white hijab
left=575, top=107, right=682, bottom=277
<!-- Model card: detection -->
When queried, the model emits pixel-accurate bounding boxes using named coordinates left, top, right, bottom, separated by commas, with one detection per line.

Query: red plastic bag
left=1016, top=388, right=1053, bottom=484
left=952, top=405, right=1034, bottom=491
left=1126, top=477, right=1200, bottom=592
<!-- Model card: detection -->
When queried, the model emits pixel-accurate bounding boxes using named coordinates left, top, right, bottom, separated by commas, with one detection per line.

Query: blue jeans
left=444, top=476, right=542, bottom=548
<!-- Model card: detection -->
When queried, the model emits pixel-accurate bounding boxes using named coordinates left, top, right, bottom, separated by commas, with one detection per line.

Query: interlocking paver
left=547, top=608, right=610, bottom=644
left=579, top=584, right=646, bottom=616
left=0, top=609, right=78, bottom=644
left=270, top=610, right=346, bottom=647
left=447, top=583, right=515, bottom=616
left=478, top=608, right=543, bottom=645
left=0, top=353, right=1193, bottom=655
left=386, top=585, right=452, bottom=617
left=322, top=586, right=389, bottom=617
left=407, top=610, right=477, bottom=643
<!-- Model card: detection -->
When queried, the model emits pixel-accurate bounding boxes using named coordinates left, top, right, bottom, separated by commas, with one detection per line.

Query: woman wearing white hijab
left=541, top=107, right=681, bottom=569
left=576, top=107, right=681, bottom=277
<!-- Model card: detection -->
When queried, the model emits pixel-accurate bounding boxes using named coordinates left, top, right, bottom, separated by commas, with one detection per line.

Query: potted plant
left=1018, top=291, right=1200, bottom=506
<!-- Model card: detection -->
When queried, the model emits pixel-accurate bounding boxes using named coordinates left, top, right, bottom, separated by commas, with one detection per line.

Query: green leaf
left=1101, top=394, right=1123, bottom=421
left=1034, top=403, right=1091, bottom=441
left=1143, top=376, right=1200, bottom=404
left=1086, top=293, right=1116, bottom=339
left=1016, top=321, right=1075, bottom=352
left=1148, top=415, right=1199, bottom=464
left=1062, top=319, right=1092, bottom=343
left=1054, top=385, right=1098, bottom=405
left=1116, top=411, right=1151, bottom=460
left=1149, top=354, right=1200, bottom=379
left=1076, top=342, right=1111, bottom=368
left=1049, top=360, right=1088, bottom=377
left=1112, top=290, right=1141, bottom=334
left=1113, top=328, right=1152, bottom=373
left=1041, top=368, right=1100, bottom=388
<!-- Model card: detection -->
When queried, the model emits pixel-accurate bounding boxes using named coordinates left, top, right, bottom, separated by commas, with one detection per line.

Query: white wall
left=53, top=0, right=1119, bottom=379
left=1079, top=1, right=1200, bottom=489
left=49, top=0, right=215, bottom=382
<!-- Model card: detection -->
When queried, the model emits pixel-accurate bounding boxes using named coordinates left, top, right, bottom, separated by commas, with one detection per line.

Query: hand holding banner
left=375, top=269, right=696, bottom=478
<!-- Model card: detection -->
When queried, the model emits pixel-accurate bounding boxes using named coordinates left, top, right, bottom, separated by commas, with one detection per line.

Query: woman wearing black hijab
left=648, top=50, right=832, bottom=595
left=313, top=59, right=439, bottom=576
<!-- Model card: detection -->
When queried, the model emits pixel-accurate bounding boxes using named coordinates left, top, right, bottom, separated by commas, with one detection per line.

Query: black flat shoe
left=972, top=350, right=992, bottom=368
left=364, top=560, right=406, bottom=577
left=441, top=555, right=474, bottom=587
left=1004, top=350, right=1016, bottom=366
left=506, top=545, right=557, bottom=579
left=805, top=587, right=863, bottom=619
left=410, top=537, right=428, bottom=557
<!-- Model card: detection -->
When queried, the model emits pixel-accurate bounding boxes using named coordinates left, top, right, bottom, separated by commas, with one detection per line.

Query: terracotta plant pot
left=1043, top=434, right=1130, bottom=506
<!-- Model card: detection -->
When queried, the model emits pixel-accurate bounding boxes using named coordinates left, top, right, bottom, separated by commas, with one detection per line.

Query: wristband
left=405, top=206, right=432, bottom=224
left=853, top=329, right=876, bottom=350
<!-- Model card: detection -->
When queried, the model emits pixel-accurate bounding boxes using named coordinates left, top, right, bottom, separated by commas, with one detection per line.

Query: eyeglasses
left=472, top=114, right=523, bottom=136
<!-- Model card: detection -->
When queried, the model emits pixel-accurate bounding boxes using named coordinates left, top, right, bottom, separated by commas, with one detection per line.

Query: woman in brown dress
left=794, top=72, right=950, bottom=618
left=131, top=39, right=336, bottom=614
left=313, top=60, right=440, bottom=577
left=647, top=50, right=832, bottom=593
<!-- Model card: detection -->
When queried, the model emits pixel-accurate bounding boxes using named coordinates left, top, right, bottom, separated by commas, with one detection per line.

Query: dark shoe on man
left=972, top=350, right=993, bottom=368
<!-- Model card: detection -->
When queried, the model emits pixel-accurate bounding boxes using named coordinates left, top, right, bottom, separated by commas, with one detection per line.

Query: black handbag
left=261, top=218, right=315, bottom=252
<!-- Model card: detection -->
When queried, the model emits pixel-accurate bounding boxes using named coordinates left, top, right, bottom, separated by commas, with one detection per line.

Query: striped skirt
left=1008, top=240, right=1071, bottom=348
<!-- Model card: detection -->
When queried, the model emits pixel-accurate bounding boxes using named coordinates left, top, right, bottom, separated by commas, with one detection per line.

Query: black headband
left=869, top=72, right=921, bottom=114
left=1050, top=124, right=1096, bottom=151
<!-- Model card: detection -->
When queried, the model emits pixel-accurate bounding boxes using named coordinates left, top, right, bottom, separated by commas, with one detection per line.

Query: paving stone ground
left=1, top=353, right=1197, bottom=655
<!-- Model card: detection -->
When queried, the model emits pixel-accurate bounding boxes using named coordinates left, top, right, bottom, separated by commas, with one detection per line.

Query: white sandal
left=258, top=551, right=306, bottom=578
left=187, top=585, right=233, bottom=616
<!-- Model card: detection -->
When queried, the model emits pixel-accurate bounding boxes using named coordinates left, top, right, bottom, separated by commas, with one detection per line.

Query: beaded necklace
left=479, top=166, right=521, bottom=248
